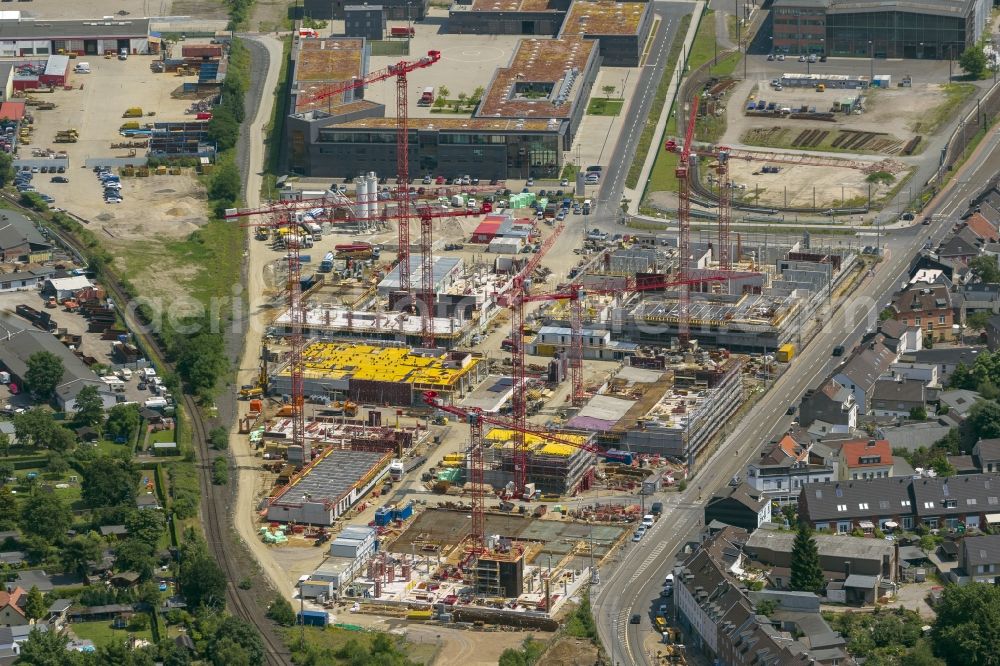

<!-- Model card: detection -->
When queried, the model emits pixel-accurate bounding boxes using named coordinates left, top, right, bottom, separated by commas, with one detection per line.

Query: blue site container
left=396, top=502, right=413, bottom=521
left=298, top=610, right=328, bottom=627
left=374, top=508, right=392, bottom=526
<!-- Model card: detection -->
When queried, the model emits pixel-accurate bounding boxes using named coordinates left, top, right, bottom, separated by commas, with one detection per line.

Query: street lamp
left=868, top=40, right=874, bottom=82
left=949, top=45, right=953, bottom=81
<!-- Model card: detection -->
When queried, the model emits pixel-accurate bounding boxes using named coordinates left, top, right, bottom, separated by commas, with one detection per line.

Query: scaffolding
left=481, top=429, right=595, bottom=495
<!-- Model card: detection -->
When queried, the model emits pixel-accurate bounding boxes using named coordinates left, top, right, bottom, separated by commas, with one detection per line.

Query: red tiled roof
left=965, top=212, right=999, bottom=243
left=0, top=586, right=26, bottom=616
left=840, top=439, right=892, bottom=468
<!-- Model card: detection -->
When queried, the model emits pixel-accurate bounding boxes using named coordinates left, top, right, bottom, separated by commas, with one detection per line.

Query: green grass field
left=281, top=627, right=439, bottom=665
left=587, top=98, right=624, bottom=115
left=70, top=619, right=154, bottom=647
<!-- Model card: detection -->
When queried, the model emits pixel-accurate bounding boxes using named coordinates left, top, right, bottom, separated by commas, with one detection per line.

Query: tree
left=266, top=594, right=296, bottom=626
left=0, top=151, right=14, bottom=187
left=114, top=537, right=156, bottom=581
left=0, top=486, right=16, bottom=529
left=969, top=255, right=1000, bottom=284
left=82, top=456, right=137, bottom=508
left=179, top=551, right=226, bottom=608
left=72, top=385, right=104, bottom=429
left=15, top=626, right=80, bottom=666
left=212, top=457, right=228, bottom=485
left=470, top=85, right=485, bottom=103
left=20, top=493, right=70, bottom=542
left=14, top=409, right=75, bottom=452
left=0, top=460, right=14, bottom=484
left=206, top=106, right=240, bottom=151
left=208, top=161, right=241, bottom=215
left=790, top=522, right=824, bottom=593
left=61, top=533, right=102, bottom=579
left=46, top=452, right=68, bottom=475
left=959, top=45, right=989, bottom=79
left=910, top=405, right=928, bottom=421
left=438, top=85, right=450, bottom=99
left=457, top=91, right=467, bottom=106
left=173, top=329, right=228, bottom=396
left=209, top=426, right=229, bottom=450
left=24, top=585, right=47, bottom=621
left=95, top=639, right=156, bottom=666
left=602, top=84, right=616, bottom=99
left=125, top=509, right=166, bottom=548
left=105, top=403, right=141, bottom=442
left=968, top=311, right=992, bottom=335
left=432, top=97, right=446, bottom=110
left=206, top=616, right=264, bottom=666
left=931, top=583, right=1000, bottom=665
left=963, top=399, right=1000, bottom=448
left=25, top=351, right=64, bottom=400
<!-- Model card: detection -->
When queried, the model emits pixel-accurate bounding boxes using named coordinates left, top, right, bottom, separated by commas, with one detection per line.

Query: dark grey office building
left=771, top=0, right=989, bottom=59
left=345, top=5, right=386, bottom=40
left=448, top=0, right=570, bottom=35
left=305, top=0, right=428, bottom=21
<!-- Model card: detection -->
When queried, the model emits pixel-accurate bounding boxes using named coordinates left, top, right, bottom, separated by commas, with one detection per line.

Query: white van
left=118, top=48, right=128, bottom=61
left=74, top=62, right=91, bottom=73
left=117, top=368, right=133, bottom=380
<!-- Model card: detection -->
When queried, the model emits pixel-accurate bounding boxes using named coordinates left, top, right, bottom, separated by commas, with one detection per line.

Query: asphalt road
left=592, top=117, right=1000, bottom=666
left=593, top=1, right=693, bottom=224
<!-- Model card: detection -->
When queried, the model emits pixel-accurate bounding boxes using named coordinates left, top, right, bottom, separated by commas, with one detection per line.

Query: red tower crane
left=497, top=223, right=564, bottom=495
left=422, top=390, right=601, bottom=553
left=675, top=96, right=700, bottom=343
left=303, top=50, right=441, bottom=305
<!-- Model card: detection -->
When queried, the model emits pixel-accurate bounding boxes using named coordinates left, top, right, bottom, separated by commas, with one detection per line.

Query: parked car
left=767, top=53, right=775, bottom=61
left=798, top=54, right=806, bottom=62
left=50, top=176, right=68, bottom=183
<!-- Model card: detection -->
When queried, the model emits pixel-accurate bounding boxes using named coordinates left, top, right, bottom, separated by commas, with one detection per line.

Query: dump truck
left=319, top=251, right=335, bottom=273
left=776, top=343, right=795, bottom=363
left=390, top=26, right=415, bottom=37
left=335, top=242, right=377, bottom=260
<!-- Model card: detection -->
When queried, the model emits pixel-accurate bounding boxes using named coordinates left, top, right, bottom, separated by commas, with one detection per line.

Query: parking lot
left=14, top=0, right=226, bottom=20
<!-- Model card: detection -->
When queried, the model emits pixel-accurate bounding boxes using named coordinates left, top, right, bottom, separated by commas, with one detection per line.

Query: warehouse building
left=266, top=449, right=391, bottom=525
left=448, top=0, right=569, bottom=35
left=270, top=342, right=486, bottom=405
left=771, top=0, right=988, bottom=59
left=287, top=36, right=598, bottom=179
left=0, top=18, right=151, bottom=57
left=304, top=0, right=429, bottom=20
left=558, top=0, right=653, bottom=66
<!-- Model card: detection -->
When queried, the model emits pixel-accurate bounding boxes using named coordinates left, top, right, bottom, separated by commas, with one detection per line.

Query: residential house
left=798, top=476, right=915, bottom=533
left=704, top=483, right=772, bottom=532
left=887, top=360, right=938, bottom=385
left=900, top=347, right=983, bottom=384
left=911, top=474, right=1000, bottom=531
left=744, top=529, right=896, bottom=583
left=909, top=268, right=953, bottom=288
left=937, top=226, right=983, bottom=266
left=938, top=389, right=983, bottom=423
left=870, top=378, right=929, bottom=418
left=46, top=600, right=71, bottom=629
left=0, top=588, right=26, bottom=627
left=945, top=454, right=980, bottom=475
left=798, top=378, right=857, bottom=430
left=876, top=319, right=922, bottom=354
left=837, top=439, right=893, bottom=480
left=675, top=527, right=854, bottom=665
left=831, top=341, right=897, bottom=414
left=0, top=623, right=46, bottom=660
left=957, top=283, right=1000, bottom=321
left=956, top=534, right=1000, bottom=584
left=889, top=283, right=957, bottom=342
left=987, top=314, right=1000, bottom=350
left=960, top=212, right=999, bottom=243
left=0, top=212, right=52, bottom=263
left=745, top=435, right=837, bottom=505
left=136, top=494, right=161, bottom=510
left=974, top=438, right=1000, bottom=473
left=12, top=571, right=51, bottom=594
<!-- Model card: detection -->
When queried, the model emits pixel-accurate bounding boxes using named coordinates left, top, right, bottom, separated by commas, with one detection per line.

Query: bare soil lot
left=722, top=78, right=969, bottom=155
left=15, top=0, right=227, bottom=20
left=724, top=159, right=904, bottom=209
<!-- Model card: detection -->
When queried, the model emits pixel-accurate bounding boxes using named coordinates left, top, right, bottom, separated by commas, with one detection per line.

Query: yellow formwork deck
left=484, top=428, right=589, bottom=457
left=294, top=342, right=479, bottom=388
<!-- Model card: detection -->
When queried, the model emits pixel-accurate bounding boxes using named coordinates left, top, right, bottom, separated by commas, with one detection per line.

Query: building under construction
left=566, top=353, right=743, bottom=463
left=481, top=428, right=595, bottom=495
left=536, top=241, right=859, bottom=354
left=265, top=448, right=391, bottom=525
left=269, top=341, right=486, bottom=406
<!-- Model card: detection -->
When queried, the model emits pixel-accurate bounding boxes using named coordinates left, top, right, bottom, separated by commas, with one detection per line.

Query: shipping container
left=776, top=343, right=795, bottom=363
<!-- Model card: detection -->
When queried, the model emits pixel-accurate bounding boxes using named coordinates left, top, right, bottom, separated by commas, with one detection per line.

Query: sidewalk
left=624, top=1, right=706, bottom=215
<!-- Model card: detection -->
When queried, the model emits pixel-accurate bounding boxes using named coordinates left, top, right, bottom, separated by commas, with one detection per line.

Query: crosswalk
left=636, top=540, right=668, bottom=575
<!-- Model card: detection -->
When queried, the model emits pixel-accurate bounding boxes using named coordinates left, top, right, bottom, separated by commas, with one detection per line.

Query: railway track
left=13, top=197, right=291, bottom=665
